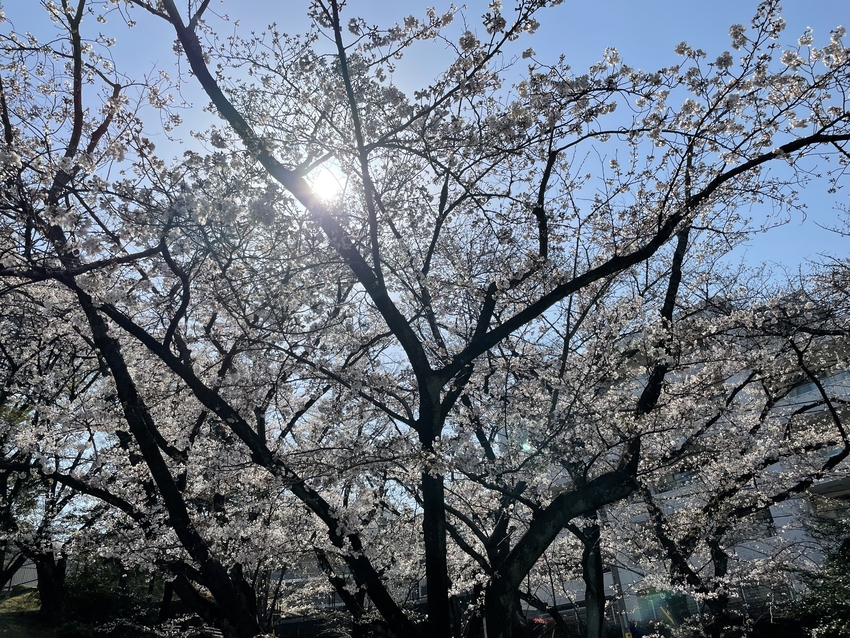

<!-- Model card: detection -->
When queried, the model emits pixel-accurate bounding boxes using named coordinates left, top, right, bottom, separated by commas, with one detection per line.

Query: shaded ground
left=0, top=586, right=215, bottom=637
left=0, top=588, right=54, bottom=638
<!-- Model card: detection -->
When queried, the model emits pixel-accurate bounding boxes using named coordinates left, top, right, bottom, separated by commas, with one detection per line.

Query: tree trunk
left=422, top=471, right=452, bottom=638
left=463, top=584, right=485, bottom=638
left=484, top=580, right=526, bottom=638
left=158, top=580, right=174, bottom=622
left=704, top=538, right=735, bottom=638
left=579, top=521, right=606, bottom=638
left=419, top=399, right=451, bottom=638
left=464, top=613, right=483, bottom=638
left=704, top=591, right=735, bottom=638
left=33, top=551, right=66, bottom=623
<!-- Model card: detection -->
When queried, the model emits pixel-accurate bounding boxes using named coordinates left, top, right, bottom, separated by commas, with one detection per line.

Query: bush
left=63, top=556, right=161, bottom=627
left=797, top=545, right=850, bottom=638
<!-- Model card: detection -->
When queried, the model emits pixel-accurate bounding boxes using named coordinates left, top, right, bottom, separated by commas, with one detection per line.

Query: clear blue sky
left=5, top=0, right=848, bottom=270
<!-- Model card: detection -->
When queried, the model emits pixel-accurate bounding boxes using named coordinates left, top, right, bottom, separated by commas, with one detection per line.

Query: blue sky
left=5, top=0, right=848, bottom=270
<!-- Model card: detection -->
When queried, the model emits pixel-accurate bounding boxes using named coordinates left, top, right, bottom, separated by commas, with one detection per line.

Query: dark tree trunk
left=158, top=580, right=174, bottom=622
left=481, top=473, right=637, bottom=638
left=463, top=584, right=485, bottom=638
left=33, top=551, right=66, bottom=623
left=484, top=580, right=526, bottom=638
left=422, top=471, right=452, bottom=638
left=704, top=538, right=735, bottom=638
left=450, top=592, right=465, bottom=638
left=578, top=521, right=606, bottom=638
left=464, top=613, right=483, bottom=638
left=704, top=596, right=733, bottom=638
left=418, top=398, right=451, bottom=638
left=483, top=496, right=526, bottom=638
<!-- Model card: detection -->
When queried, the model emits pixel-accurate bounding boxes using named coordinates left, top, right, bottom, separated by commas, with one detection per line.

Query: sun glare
left=308, top=166, right=344, bottom=202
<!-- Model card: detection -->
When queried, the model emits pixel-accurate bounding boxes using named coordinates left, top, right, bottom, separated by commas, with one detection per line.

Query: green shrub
left=798, top=546, right=850, bottom=638
left=63, top=556, right=161, bottom=626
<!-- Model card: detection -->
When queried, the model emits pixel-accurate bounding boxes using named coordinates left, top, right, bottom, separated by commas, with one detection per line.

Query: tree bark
left=704, top=539, right=734, bottom=638
left=422, top=471, right=452, bottom=638
left=158, top=580, right=174, bottom=622
left=463, top=584, right=485, bottom=638
left=578, top=520, right=606, bottom=638
left=418, top=394, right=452, bottom=638
left=32, top=551, right=66, bottom=623
left=483, top=579, right=526, bottom=638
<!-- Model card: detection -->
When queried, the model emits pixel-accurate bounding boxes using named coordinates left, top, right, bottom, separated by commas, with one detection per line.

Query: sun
left=308, top=166, right=344, bottom=202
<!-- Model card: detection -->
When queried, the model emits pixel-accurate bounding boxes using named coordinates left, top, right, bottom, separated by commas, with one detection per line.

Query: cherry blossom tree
left=1, top=1, right=850, bottom=637
left=611, top=293, right=850, bottom=637
left=0, top=287, right=116, bottom=621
